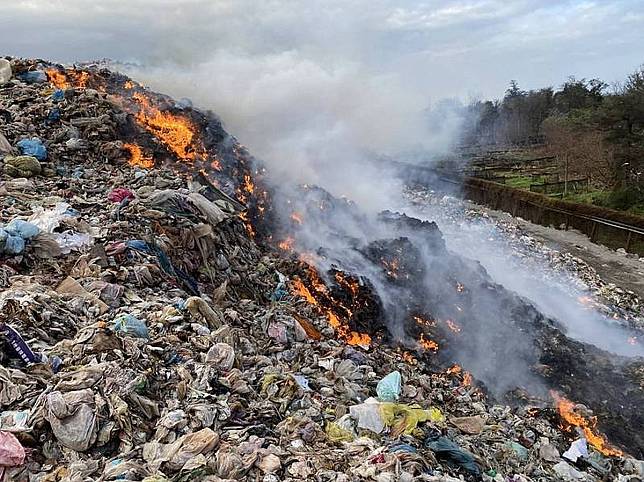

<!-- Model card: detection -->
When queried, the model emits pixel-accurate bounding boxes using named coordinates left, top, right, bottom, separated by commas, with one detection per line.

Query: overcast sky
left=3, top=0, right=643, bottom=99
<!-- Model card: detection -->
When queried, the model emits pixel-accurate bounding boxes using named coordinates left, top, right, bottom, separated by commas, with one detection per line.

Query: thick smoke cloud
left=126, top=53, right=458, bottom=209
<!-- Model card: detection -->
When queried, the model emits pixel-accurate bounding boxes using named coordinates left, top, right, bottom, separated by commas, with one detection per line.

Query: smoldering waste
left=0, top=57, right=642, bottom=481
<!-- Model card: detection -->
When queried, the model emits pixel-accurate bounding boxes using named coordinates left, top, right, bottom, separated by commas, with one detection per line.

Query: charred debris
left=0, top=57, right=642, bottom=481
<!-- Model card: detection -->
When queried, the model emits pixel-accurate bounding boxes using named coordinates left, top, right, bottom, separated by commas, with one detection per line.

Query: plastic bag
left=326, top=415, right=355, bottom=443
left=424, top=433, right=481, bottom=476
left=17, top=138, right=47, bottom=160
left=45, top=390, right=98, bottom=451
left=0, top=59, right=12, bottom=85
left=563, top=438, right=588, bottom=463
left=107, top=187, right=135, bottom=203
left=54, top=231, right=93, bottom=254
left=5, top=219, right=40, bottom=239
left=380, top=403, right=444, bottom=436
left=3, top=234, right=25, bottom=255
left=349, top=397, right=385, bottom=433
left=271, top=272, right=288, bottom=301
left=113, top=314, right=149, bottom=339
left=0, top=431, right=25, bottom=466
left=205, top=343, right=235, bottom=370
left=3, top=155, right=42, bottom=177
left=376, top=370, right=401, bottom=402
left=18, top=71, right=47, bottom=83
left=28, top=202, right=72, bottom=233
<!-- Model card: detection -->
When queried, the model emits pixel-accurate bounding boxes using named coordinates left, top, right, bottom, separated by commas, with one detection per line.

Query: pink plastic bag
left=0, top=431, right=25, bottom=467
left=107, top=187, right=135, bottom=203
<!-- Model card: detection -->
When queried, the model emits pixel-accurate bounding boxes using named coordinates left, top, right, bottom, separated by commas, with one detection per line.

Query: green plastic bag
left=376, top=370, right=401, bottom=402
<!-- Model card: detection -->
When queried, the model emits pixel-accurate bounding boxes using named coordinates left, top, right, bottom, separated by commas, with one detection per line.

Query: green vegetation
left=505, top=175, right=545, bottom=189
left=464, top=65, right=644, bottom=217
left=563, top=187, right=644, bottom=215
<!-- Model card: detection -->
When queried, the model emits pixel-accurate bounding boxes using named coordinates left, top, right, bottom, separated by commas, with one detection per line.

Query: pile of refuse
left=1, top=57, right=643, bottom=481
left=404, top=187, right=644, bottom=328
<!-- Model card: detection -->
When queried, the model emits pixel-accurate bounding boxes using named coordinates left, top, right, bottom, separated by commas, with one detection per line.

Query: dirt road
left=481, top=205, right=644, bottom=300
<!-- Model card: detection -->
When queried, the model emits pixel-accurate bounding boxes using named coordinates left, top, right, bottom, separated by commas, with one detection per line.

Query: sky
left=2, top=0, right=642, bottom=99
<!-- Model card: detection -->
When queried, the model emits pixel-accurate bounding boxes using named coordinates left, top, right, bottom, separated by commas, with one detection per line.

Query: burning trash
left=551, top=391, right=623, bottom=457
left=0, top=57, right=641, bottom=482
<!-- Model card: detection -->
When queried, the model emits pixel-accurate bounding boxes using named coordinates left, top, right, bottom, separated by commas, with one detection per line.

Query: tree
left=553, top=77, right=606, bottom=114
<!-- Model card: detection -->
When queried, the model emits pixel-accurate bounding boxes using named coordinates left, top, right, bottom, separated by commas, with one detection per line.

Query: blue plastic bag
left=52, top=89, right=65, bottom=101
left=17, top=138, right=47, bottom=161
left=18, top=71, right=47, bottom=84
left=3, top=235, right=25, bottom=255
left=47, top=108, right=61, bottom=122
left=5, top=219, right=40, bottom=239
left=424, top=434, right=481, bottom=476
left=376, top=370, right=402, bottom=402
left=113, top=314, right=149, bottom=339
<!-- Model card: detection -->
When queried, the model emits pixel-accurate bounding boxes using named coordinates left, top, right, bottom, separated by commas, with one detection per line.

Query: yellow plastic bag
left=325, top=422, right=355, bottom=443
left=380, top=403, right=444, bottom=436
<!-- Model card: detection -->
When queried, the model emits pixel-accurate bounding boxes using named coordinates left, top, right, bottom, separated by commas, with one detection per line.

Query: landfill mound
left=0, top=57, right=642, bottom=481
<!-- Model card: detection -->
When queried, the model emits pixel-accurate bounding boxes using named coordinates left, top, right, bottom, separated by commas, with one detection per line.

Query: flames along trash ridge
left=43, top=64, right=629, bottom=459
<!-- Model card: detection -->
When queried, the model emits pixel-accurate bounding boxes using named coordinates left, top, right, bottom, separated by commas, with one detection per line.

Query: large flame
left=291, top=270, right=371, bottom=347
left=551, top=391, right=623, bottom=457
left=46, top=68, right=89, bottom=89
left=131, top=92, right=213, bottom=165
left=123, top=143, right=154, bottom=169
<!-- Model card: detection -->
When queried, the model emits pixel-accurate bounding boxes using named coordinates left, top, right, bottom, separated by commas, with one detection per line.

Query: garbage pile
left=1, top=57, right=643, bottom=481
left=404, top=187, right=643, bottom=328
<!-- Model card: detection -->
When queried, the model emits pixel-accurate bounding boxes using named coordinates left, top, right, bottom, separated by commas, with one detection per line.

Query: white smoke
left=124, top=51, right=462, bottom=211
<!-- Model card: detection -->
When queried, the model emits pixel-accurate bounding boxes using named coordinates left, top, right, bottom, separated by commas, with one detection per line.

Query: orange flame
left=46, top=69, right=69, bottom=89
left=131, top=92, right=217, bottom=167
left=239, top=211, right=255, bottom=238
left=292, top=279, right=317, bottom=305
left=401, top=351, right=417, bottom=364
left=446, top=364, right=462, bottom=375
left=74, top=71, right=89, bottom=88
left=278, top=237, right=295, bottom=252
left=551, top=391, right=623, bottom=457
left=462, top=372, right=473, bottom=386
left=445, top=319, right=462, bottom=333
left=238, top=174, right=255, bottom=204
left=298, top=252, right=319, bottom=265
left=291, top=272, right=371, bottom=347
left=45, top=69, right=89, bottom=89
left=419, top=333, right=439, bottom=351
left=307, top=267, right=328, bottom=295
left=123, top=143, right=154, bottom=169
left=327, top=311, right=371, bottom=346
left=290, top=212, right=303, bottom=225
left=334, top=272, right=360, bottom=297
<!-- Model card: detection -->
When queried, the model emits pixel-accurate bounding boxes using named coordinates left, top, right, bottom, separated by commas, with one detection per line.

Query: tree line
left=462, top=65, right=644, bottom=200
